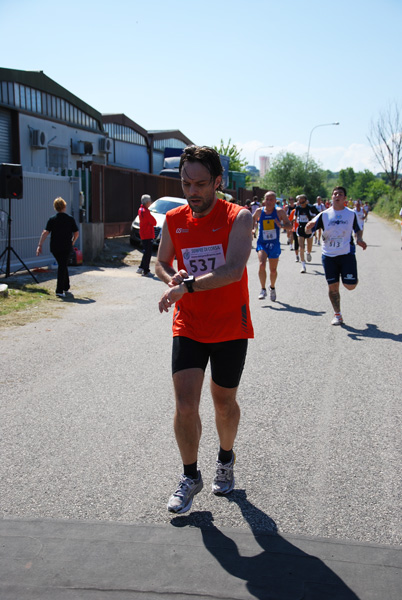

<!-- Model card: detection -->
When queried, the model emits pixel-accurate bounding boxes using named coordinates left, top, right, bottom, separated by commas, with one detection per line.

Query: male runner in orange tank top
left=156, top=145, right=254, bottom=514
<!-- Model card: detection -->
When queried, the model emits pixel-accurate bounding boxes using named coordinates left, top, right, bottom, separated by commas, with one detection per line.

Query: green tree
left=350, top=170, right=376, bottom=200
left=365, top=179, right=390, bottom=206
left=338, top=167, right=356, bottom=191
left=374, top=188, right=402, bottom=218
left=260, top=152, right=326, bottom=200
left=213, top=139, right=248, bottom=172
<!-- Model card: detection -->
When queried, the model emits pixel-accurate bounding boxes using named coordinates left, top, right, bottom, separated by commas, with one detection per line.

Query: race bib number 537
left=182, top=244, right=226, bottom=275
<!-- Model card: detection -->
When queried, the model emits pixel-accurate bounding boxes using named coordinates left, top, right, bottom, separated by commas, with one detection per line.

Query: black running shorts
left=322, top=252, right=358, bottom=285
left=297, top=225, right=312, bottom=239
left=172, top=336, right=248, bottom=389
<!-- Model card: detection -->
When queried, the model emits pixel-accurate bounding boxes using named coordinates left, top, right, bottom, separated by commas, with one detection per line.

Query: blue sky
left=1, top=0, right=401, bottom=172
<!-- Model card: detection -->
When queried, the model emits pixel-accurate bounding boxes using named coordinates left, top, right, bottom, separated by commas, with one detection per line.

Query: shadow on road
left=60, top=295, right=96, bottom=305
left=343, top=323, right=402, bottom=342
left=310, top=267, right=325, bottom=276
left=263, top=302, right=326, bottom=317
left=170, top=490, right=358, bottom=599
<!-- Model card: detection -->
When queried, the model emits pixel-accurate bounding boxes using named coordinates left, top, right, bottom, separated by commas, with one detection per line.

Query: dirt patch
left=0, top=236, right=152, bottom=329
left=90, top=236, right=146, bottom=267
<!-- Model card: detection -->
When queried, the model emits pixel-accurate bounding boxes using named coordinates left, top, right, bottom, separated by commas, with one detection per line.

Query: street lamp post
left=305, top=122, right=339, bottom=173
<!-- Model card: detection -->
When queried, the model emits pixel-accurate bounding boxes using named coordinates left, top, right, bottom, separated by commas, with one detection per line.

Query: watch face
left=184, top=277, right=194, bottom=292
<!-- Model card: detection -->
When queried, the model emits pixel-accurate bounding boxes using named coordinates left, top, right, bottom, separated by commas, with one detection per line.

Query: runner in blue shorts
left=306, top=186, right=367, bottom=325
left=253, top=191, right=292, bottom=301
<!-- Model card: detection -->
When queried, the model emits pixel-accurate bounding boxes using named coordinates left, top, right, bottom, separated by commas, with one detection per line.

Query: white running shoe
left=258, top=289, right=267, bottom=300
left=212, top=454, right=236, bottom=495
left=295, top=256, right=300, bottom=262
left=331, top=313, right=344, bottom=326
left=136, top=267, right=144, bottom=274
left=269, top=287, right=276, bottom=301
left=307, top=253, right=312, bottom=262
left=300, top=263, right=306, bottom=273
left=167, top=472, right=203, bottom=514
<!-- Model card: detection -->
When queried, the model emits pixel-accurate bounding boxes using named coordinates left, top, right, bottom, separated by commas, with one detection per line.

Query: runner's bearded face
left=181, top=162, right=220, bottom=217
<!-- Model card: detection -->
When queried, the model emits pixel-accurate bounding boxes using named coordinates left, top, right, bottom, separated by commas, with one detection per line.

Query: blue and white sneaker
left=167, top=471, right=203, bottom=514
left=212, top=453, right=236, bottom=495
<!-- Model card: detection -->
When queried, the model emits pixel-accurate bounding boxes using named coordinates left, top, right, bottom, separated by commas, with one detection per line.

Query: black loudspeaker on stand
left=0, top=164, right=38, bottom=283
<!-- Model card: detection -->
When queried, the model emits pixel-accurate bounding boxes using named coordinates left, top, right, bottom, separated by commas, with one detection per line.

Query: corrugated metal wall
left=0, top=108, right=12, bottom=164
left=91, top=164, right=184, bottom=237
left=0, top=171, right=80, bottom=274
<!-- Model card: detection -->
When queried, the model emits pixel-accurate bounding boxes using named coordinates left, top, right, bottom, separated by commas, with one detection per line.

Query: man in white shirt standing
left=306, top=186, right=367, bottom=326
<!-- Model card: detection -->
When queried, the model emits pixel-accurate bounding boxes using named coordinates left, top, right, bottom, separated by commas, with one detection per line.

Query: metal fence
left=0, top=170, right=80, bottom=275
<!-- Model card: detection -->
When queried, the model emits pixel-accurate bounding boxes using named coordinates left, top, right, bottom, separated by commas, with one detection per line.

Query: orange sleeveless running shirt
left=166, top=198, right=254, bottom=343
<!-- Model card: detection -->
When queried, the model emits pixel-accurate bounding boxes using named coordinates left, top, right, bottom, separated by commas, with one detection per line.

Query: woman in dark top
left=36, top=197, right=79, bottom=297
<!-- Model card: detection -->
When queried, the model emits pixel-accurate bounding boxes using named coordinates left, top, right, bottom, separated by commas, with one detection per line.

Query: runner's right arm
left=252, top=207, right=261, bottom=235
left=156, top=209, right=253, bottom=313
left=305, top=212, right=322, bottom=234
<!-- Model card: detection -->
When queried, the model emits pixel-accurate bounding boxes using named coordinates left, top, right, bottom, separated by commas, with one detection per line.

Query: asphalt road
left=1, top=213, right=401, bottom=548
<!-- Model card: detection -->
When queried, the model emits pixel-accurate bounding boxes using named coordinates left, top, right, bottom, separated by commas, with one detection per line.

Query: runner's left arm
left=275, top=208, right=292, bottom=230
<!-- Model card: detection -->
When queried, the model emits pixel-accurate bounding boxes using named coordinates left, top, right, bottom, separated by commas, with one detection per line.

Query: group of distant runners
left=252, top=187, right=367, bottom=326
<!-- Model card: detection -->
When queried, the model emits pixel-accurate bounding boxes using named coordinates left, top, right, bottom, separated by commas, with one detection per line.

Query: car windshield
left=149, top=199, right=185, bottom=214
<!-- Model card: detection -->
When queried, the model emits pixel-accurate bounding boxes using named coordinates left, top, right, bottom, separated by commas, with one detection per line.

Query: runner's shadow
left=343, top=323, right=402, bottom=342
left=295, top=268, right=325, bottom=276
left=63, top=296, right=96, bottom=304
left=171, top=490, right=358, bottom=599
left=264, top=302, right=326, bottom=317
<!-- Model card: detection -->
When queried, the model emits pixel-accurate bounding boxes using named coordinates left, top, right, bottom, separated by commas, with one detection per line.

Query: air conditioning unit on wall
left=71, top=140, right=93, bottom=155
left=31, top=130, right=47, bottom=149
left=71, top=140, right=85, bottom=155
left=99, top=138, right=112, bottom=153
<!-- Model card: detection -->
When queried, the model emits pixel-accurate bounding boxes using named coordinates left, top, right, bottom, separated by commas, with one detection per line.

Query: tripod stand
left=0, top=197, right=38, bottom=283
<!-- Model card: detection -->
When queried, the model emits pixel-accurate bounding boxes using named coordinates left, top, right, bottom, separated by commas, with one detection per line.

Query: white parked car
left=130, top=196, right=187, bottom=246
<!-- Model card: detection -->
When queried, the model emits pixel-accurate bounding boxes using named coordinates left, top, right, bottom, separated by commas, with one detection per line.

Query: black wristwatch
left=183, top=275, right=195, bottom=293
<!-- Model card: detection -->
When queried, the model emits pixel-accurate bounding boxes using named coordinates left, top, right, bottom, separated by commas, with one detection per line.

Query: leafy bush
left=373, top=189, right=402, bottom=219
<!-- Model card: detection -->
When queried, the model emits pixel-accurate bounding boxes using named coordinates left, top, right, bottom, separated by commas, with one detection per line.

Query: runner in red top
left=156, top=145, right=253, bottom=514
left=166, top=198, right=253, bottom=342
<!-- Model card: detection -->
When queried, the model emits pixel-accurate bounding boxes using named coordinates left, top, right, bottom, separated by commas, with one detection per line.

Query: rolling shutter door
left=0, top=108, right=12, bottom=164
